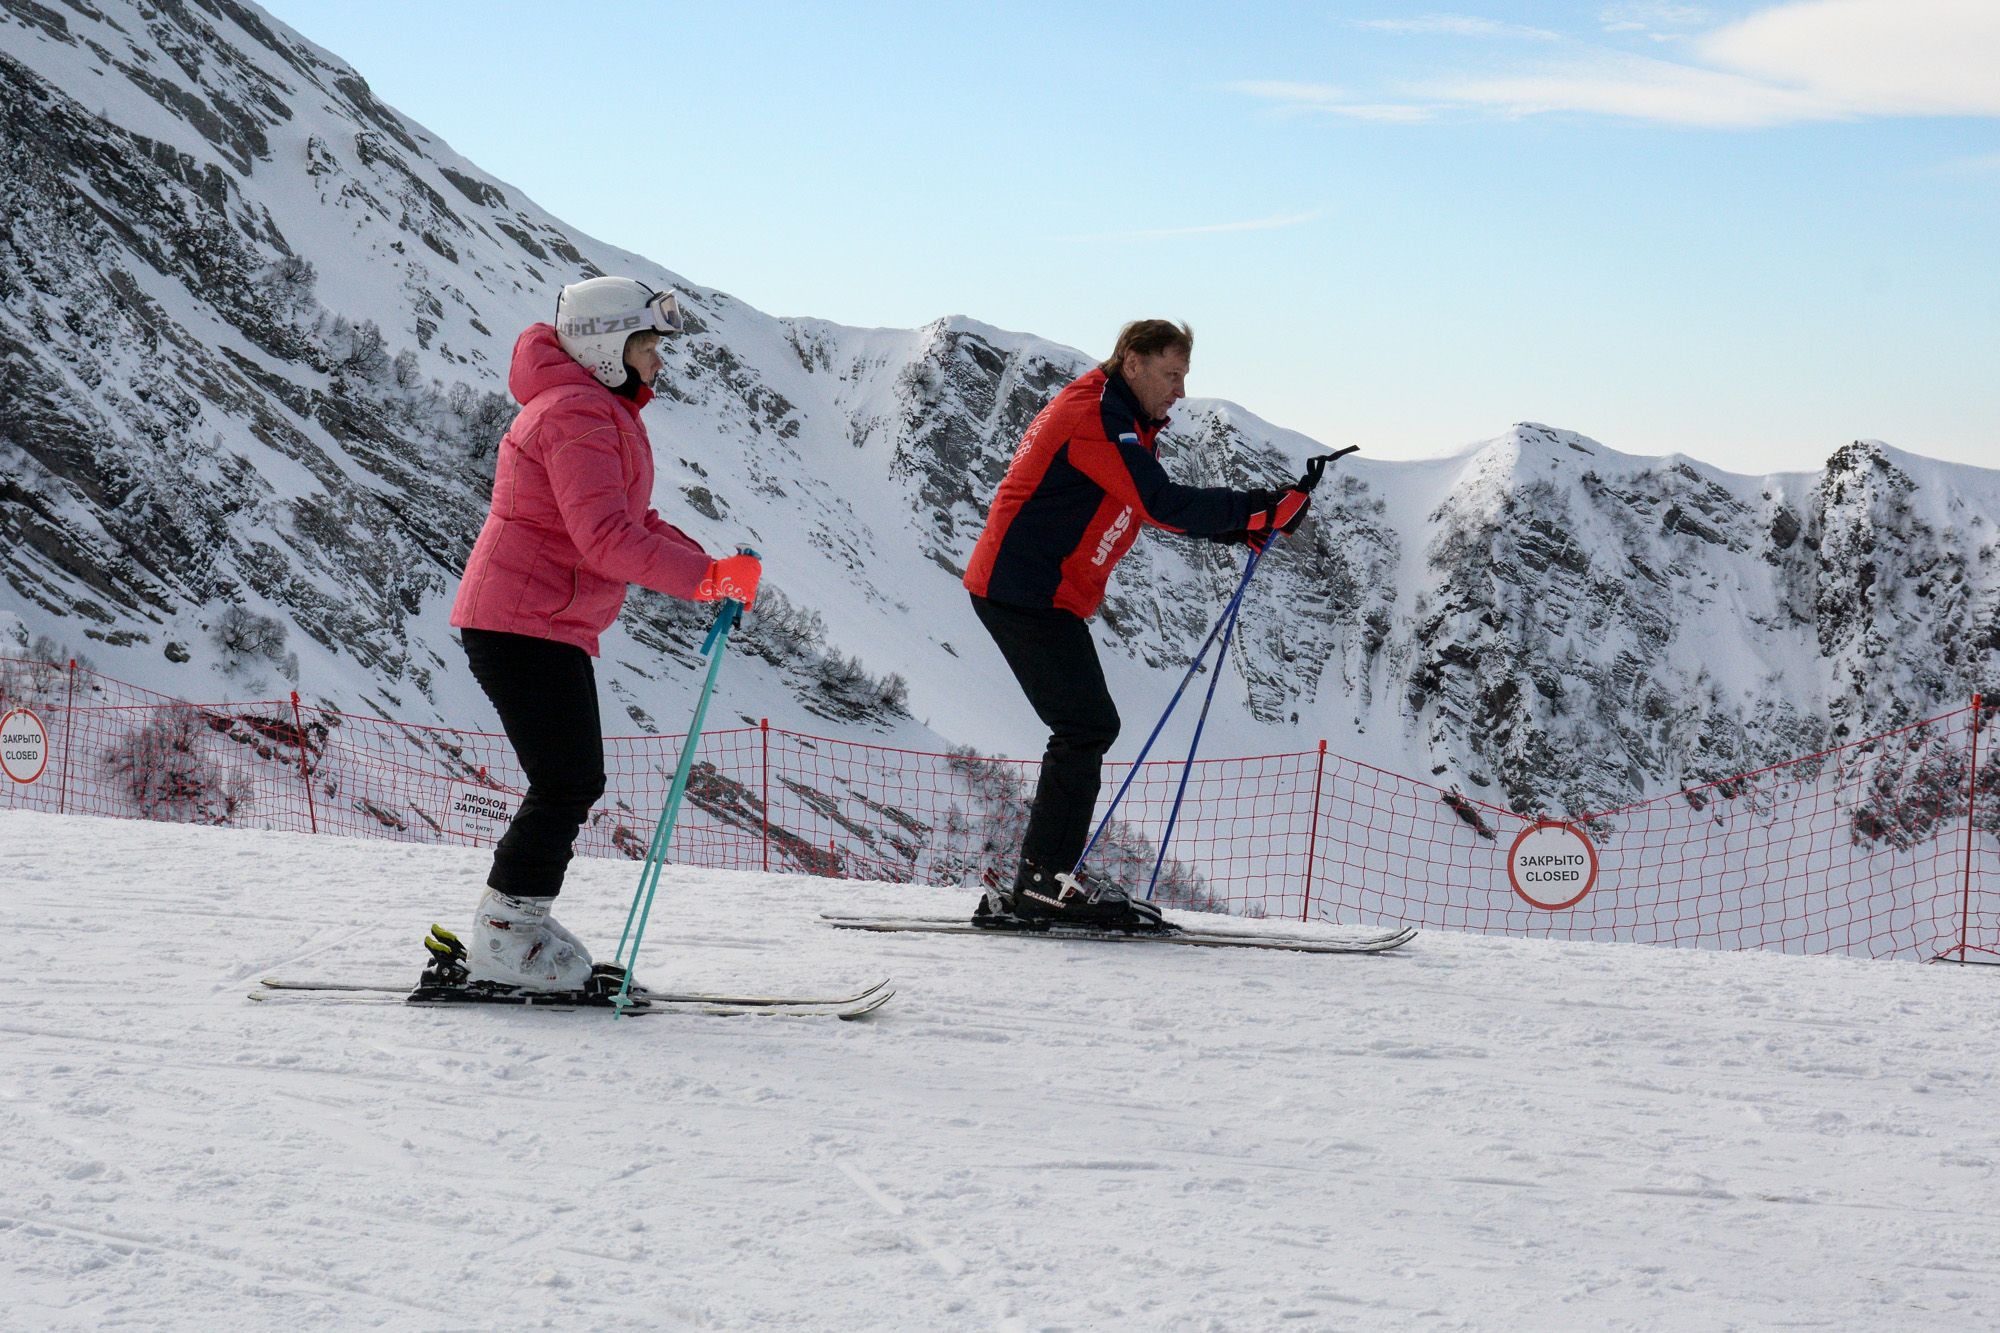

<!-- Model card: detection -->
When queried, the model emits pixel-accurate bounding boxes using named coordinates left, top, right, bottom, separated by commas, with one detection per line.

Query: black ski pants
left=970, top=594, right=1121, bottom=875
left=460, top=628, right=607, bottom=899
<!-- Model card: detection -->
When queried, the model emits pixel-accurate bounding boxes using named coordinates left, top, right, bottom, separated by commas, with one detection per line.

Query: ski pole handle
left=1298, top=444, right=1360, bottom=494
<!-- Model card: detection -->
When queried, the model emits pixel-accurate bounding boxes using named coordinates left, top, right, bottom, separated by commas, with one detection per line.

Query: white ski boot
left=465, top=888, right=594, bottom=991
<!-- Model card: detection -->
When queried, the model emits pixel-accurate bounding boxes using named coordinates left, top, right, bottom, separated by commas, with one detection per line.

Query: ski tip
left=837, top=989, right=896, bottom=1020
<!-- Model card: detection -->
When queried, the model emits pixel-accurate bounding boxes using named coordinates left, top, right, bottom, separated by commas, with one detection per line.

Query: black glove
left=1213, top=488, right=1311, bottom=551
left=1246, top=488, right=1311, bottom=550
left=1212, top=446, right=1360, bottom=551
left=1208, top=489, right=1275, bottom=546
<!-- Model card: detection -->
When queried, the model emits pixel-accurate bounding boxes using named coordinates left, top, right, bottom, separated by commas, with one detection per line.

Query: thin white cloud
left=1241, top=0, right=2000, bottom=128
left=1935, top=152, right=2000, bottom=175
left=1350, top=15, right=1561, bottom=41
left=1064, top=211, right=1327, bottom=243
left=1431, top=51, right=1846, bottom=127
left=1227, top=81, right=1440, bottom=123
left=1306, top=103, right=1441, bottom=124
left=1229, top=80, right=1354, bottom=105
left=1599, top=2, right=1713, bottom=35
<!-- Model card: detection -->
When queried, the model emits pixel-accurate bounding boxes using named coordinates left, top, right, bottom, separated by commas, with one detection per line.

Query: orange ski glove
left=695, top=552, right=762, bottom=609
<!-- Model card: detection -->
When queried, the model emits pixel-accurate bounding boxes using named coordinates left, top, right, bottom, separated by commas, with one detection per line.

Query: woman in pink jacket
left=448, top=276, right=762, bottom=992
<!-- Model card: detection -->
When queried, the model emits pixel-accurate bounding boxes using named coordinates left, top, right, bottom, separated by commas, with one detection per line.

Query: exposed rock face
left=6, top=0, right=1999, bottom=828
left=1386, top=428, right=1997, bottom=816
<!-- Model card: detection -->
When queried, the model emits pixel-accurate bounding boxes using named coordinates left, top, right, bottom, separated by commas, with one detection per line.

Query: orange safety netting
left=3, top=656, right=1993, bottom=964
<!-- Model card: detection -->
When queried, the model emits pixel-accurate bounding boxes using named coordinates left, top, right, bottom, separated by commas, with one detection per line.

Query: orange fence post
left=1958, top=693, right=1983, bottom=963
left=290, top=690, right=319, bottom=835
left=59, top=658, right=76, bottom=814
left=761, top=717, right=771, bottom=872
left=1302, top=739, right=1326, bottom=923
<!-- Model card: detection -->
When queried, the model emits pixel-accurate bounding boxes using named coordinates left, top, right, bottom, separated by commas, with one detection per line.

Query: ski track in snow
left=3, top=809, right=1998, bottom=1330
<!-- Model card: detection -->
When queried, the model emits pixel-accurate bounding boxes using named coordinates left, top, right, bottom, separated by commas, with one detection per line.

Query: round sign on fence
left=1507, top=819, right=1597, bottom=911
left=1, top=707, right=50, bottom=785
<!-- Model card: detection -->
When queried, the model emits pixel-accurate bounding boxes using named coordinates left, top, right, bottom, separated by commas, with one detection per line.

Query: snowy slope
left=5, top=808, right=1998, bottom=1329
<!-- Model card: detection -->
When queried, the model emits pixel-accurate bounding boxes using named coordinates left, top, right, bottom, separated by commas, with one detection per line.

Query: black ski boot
left=973, top=860, right=1173, bottom=933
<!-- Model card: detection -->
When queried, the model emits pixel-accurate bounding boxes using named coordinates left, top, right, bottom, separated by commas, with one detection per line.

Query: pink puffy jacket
left=450, top=324, right=711, bottom=655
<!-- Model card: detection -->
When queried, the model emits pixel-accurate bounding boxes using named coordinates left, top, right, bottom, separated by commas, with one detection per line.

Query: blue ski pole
left=1146, top=555, right=1256, bottom=899
left=1076, top=446, right=1359, bottom=886
left=1071, top=548, right=1264, bottom=874
left=613, top=570, right=752, bottom=1015
left=1140, top=446, right=1357, bottom=897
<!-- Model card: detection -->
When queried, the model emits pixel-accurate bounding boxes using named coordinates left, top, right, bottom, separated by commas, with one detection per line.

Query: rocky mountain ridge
left=4, top=0, right=1998, bottom=826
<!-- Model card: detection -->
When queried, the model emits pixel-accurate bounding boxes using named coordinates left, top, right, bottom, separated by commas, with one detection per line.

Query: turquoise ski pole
left=613, top=584, right=748, bottom=1016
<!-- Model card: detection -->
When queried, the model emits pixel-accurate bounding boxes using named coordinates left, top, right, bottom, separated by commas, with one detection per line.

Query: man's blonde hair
left=1100, top=319, right=1193, bottom=375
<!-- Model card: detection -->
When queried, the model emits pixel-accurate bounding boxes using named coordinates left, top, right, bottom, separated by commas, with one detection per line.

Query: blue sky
left=259, top=1, right=1998, bottom=474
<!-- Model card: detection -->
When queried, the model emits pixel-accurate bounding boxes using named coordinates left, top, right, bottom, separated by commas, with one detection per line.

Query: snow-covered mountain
left=5, top=0, right=1997, bottom=821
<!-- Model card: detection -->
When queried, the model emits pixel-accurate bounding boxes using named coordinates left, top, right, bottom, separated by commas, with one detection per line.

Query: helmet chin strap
left=609, top=363, right=645, bottom=399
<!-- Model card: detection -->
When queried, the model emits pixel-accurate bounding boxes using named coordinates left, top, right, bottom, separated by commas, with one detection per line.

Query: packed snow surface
left=3, top=810, right=1998, bottom=1329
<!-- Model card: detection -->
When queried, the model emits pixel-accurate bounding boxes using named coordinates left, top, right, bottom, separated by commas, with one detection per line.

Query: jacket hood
left=508, top=323, right=653, bottom=411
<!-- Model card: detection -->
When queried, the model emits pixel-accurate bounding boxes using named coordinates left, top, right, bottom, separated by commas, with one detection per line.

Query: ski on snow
left=249, top=922, right=894, bottom=1018
left=249, top=980, right=894, bottom=1020
left=821, top=912, right=1417, bottom=955
left=250, top=976, right=892, bottom=1016
left=258, top=973, right=892, bottom=1007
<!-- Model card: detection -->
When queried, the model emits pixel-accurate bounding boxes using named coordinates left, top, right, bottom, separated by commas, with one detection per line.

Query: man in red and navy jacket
left=963, top=319, right=1310, bottom=931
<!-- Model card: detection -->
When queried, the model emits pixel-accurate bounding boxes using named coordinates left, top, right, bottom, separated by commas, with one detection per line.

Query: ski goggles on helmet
left=640, top=287, right=684, bottom=337
left=558, top=286, right=685, bottom=342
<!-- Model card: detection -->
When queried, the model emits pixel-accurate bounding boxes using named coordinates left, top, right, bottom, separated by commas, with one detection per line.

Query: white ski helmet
left=553, top=276, right=685, bottom=387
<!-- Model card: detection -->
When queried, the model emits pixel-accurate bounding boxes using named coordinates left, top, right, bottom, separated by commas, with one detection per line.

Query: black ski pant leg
left=460, top=628, right=607, bottom=899
left=970, top=595, right=1121, bottom=875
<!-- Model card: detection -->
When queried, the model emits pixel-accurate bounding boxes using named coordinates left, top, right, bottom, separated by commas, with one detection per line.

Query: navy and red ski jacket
left=963, top=368, right=1255, bottom=618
